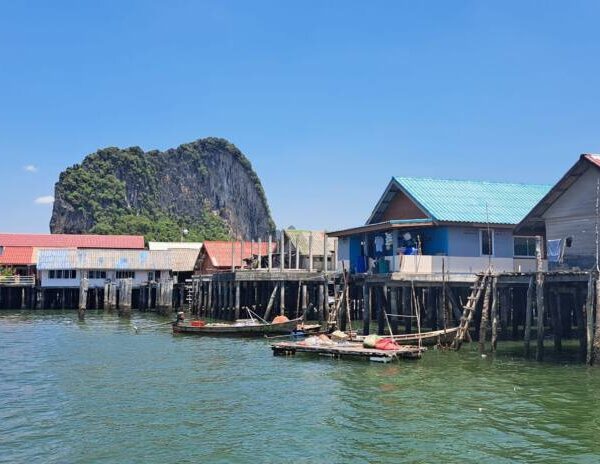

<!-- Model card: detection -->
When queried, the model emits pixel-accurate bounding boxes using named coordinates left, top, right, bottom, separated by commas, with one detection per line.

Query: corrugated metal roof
left=166, top=249, right=200, bottom=272
left=148, top=241, right=203, bottom=251
left=284, top=230, right=336, bottom=256
left=0, top=246, right=36, bottom=265
left=37, top=249, right=173, bottom=270
left=391, top=177, right=552, bottom=225
left=0, top=233, right=144, bottom=249
left=203, top=241, right=277, bottom=268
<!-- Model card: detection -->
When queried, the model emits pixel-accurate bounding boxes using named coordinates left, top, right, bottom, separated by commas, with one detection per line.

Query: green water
left=1, top=311, right=600, bottom=464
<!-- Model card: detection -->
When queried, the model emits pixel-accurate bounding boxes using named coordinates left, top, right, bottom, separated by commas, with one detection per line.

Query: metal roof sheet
left=283, top=230, right=336, bottom=256
left=37, top=249, right=174, bottom=270
left=0, top=246, right=36, bottom=266
left=148, top=241, right=203, bottom=251
left=203, top=241, right=277, bottom=268
left=166, top=249, right=200, bottom=272
left=0, top=233, right=144, bottom=249
left=390, top=177, right=552, bottom=225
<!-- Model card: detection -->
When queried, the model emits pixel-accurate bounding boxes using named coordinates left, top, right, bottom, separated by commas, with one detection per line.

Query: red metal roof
left=0, top=247, right=36, bottom=266
left=203, top=241, right=277, bottom=268
left=0, top=233, right=145, bottom=249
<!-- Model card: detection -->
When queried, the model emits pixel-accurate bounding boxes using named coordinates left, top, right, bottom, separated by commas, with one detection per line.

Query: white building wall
left=40, top=269, right=171, bottom=288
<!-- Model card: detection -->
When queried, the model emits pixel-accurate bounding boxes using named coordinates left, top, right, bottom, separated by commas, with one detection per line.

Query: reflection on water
left=1, top=310, right=600, bottom=463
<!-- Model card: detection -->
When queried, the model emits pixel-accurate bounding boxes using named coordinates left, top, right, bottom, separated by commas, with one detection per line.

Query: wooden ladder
left=453, top=272, right=489, bottom=349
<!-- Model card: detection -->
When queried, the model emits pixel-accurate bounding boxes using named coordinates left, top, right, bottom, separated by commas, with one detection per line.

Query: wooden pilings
left=524, top=276, right=534, bottom=357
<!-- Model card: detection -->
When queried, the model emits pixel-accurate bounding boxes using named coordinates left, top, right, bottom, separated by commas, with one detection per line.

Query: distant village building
left=148, top=241, right=203, bottom=251
left=283, top=229, right=337, bottom=271
left=330, top=177, right=551, bottom=275
left=147, top=242, right=203, bottom=282
left=516, top=154, right=600, bottom=270
left=0, top=233, right=145, bottom=277
left=36, top=249, right=173, bottom=289
left=198, top=241, right=277, bottom=274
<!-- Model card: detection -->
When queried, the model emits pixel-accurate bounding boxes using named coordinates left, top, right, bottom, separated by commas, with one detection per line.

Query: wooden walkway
left=271, top=341, right=424, bottom=361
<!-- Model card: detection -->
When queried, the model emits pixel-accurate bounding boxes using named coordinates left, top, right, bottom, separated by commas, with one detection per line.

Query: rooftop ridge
left=394, top=176, right=553, bottom=188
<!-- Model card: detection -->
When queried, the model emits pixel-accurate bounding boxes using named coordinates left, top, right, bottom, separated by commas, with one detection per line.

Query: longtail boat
left=354, top=327, right=460, bottom=346
left=172, top=316, right=304, bottom=336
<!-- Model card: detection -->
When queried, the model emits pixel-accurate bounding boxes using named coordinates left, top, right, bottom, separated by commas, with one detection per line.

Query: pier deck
left=271, top=341, right=424, bottom=361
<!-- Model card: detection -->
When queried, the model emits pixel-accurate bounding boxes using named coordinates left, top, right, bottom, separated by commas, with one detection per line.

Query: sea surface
left=1, top=310, right=600, bottom=464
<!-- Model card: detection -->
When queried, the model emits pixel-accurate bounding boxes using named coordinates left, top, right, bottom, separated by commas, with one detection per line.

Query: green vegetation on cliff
left=51, top=138, right=274, bottom=242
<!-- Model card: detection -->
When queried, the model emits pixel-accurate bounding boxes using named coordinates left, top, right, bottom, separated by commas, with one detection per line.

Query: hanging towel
left=547, top=239, right=562, bottom=263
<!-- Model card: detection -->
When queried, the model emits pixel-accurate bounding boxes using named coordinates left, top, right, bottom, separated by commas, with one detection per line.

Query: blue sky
left=1, top=1, right=599, bottom=233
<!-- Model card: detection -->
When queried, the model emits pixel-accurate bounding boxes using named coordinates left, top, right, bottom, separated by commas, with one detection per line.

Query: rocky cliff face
left=50, top=138, right=275, bottom=241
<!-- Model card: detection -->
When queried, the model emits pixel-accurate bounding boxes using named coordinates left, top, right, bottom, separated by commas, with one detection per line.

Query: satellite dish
left=403, top=232, right=412, bottom=241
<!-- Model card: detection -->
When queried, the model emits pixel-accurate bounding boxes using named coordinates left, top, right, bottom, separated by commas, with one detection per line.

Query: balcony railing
left=0, top=275, right=36, bottom=286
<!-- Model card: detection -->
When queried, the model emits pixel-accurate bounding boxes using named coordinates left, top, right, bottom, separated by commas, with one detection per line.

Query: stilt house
left=331, top=177, right=551, bottom=276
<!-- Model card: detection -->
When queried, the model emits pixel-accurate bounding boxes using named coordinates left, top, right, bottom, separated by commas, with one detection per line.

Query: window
left=514, top=237, right=537, bottom=257
left=480, top=229, right=494, bottom=256
left=116, top=271, right=135, bottom=279
left=48, top=269, right=76, bottom=279
left=89, top=270, right=107, bottom=279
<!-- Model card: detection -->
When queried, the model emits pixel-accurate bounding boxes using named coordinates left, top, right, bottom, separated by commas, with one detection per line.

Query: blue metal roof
left=392, top=177, right=552, bottom=225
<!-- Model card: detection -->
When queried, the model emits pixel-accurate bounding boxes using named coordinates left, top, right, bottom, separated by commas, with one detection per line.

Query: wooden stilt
left=586, top=273, right=595, bottom=365
left=390, top=287, right=399, bottom=335
left=500, top=288, right=509, bottom=339
left=553, top=291, right=563, bottom=352
left=575, top=286, right=586, bottom=357
left=535, top=273, right=545, bottom=361
left=478, top=278, right=492, bottom=354
left=280, top=282, right=286, bottom=316
left=78, top=277, right=89, bottom=320
left=593, top=274, right=600, bottom=364
left=362, top=285, right=370, bottom=336
left=491, top=277, right=499, bottom=352
left=377, top=286, right=385, bottom=335
left=524, top=276, right=534, bottom=357
left=402, top=286, right=412, bottom=333
left=235, top=281, right=241, bottom=320
left=263, top=283, right=279, bottom=322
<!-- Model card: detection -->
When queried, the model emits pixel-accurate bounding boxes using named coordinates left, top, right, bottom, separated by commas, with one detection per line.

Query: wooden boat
left=172, top=316, right=304, bottom=336
left=355, top=327, right=460, bottom=346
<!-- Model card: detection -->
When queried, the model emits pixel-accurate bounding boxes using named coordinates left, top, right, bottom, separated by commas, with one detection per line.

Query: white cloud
left=34, top=195, right=54, bottom=205
left=24, top=164, right=38, bottom=173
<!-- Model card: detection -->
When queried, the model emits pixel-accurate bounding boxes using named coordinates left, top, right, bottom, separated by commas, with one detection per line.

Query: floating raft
left=271, top=341, right=425, bottom=362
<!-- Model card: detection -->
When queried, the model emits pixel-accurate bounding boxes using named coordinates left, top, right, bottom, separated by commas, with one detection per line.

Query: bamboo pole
left=280, top=231, right=285, bottom=271
left=323, top=232, right=328, bottom=273
left=308, top=232, right=313, bottom=272
left=258, top=238, right=262, bottom=269
left=268, top=236, right=273, bottom=271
